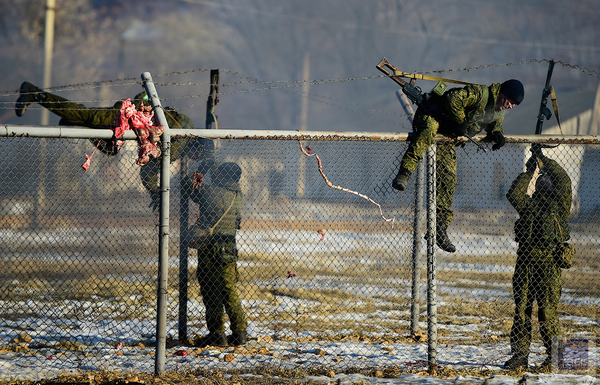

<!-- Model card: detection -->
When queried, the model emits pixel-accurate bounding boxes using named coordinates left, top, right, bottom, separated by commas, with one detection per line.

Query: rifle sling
left=393, top=70, right=473, bottom=86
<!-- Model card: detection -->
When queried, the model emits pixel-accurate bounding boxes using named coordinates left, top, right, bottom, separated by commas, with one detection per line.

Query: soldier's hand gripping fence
left=376, top=57, right=487, bottom=152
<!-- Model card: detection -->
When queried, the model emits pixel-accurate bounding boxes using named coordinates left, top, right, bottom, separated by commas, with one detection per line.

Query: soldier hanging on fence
left=504, top=144, right=575, bottom=372
left=392, top=79, right=524, bottom=253
left=185, top=161, right=248, bottom=347
left=14, top=81, right=215, bottom=211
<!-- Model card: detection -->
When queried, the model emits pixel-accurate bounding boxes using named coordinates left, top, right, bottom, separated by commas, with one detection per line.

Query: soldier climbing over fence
left=14, top=81, right=214, bottom=211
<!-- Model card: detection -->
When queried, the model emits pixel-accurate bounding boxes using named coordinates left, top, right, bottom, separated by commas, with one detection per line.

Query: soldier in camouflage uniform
left=187, top=162, right=247, bottom=347
left=392, top=79, right=524, bottom=252
left=14, top=81, right=214, bottom=211
left=504, top=145, right=572, bottom=371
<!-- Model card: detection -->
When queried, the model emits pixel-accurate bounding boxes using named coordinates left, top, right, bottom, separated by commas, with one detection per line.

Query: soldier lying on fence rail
left=14, top=81, right=213, bottom=211
left=392, top=79, right=525, bottom=253
left=504, top=144, right=573, bottom=372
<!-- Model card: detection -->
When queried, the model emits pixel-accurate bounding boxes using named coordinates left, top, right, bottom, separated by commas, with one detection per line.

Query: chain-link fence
left=1, top=128, right=599, bottom=380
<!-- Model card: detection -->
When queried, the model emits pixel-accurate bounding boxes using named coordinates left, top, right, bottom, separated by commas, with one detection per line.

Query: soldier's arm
left=540, top=156, right=572, bottom=217
left=166, top=110, right=195, bottom=163
left=507, top=171, right=532, bottom=214
left=484, top=113, right=504, bottom=136
left=188, top=176, right=211, bottom=206
left=444, top=84, right=484, bottom=124
left=140, top=159, right=161, bottom=211
left=236, top=193, right=243, bottom=230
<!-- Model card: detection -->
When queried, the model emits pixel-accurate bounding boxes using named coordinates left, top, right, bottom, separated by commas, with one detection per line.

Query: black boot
left=15, top=82, right=46, bottom=117
left=392, top=169, right=411, bottom=191
left=436, top=223, right=456, bottom=253
left=504, top=354, right=529, bottom=370
left=538, top=356, right=553, bottom=372
left=227, top=331, right=247, bottom=346
left=195, top=332, right=226, bottom=348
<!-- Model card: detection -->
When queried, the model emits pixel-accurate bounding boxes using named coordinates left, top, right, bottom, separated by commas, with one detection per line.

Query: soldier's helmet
left=535, top=174, right=554, bottom=196
left=133, top=91, right=149, bottom=107
left=134, top=91, right=146, bottom=100
left=216, top=162, right=242, bottom=183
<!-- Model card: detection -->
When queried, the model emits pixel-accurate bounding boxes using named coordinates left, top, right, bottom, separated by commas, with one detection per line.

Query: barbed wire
left=2, top=58, right=596, bottom=98
left=0, top=59, right=597, bottom=126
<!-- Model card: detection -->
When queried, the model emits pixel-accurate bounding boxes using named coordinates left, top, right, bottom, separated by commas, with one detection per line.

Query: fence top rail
left=3, top=124, right=600, bottom=144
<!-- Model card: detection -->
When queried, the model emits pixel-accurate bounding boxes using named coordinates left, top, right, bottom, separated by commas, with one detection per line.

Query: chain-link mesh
left=0, top=135, right=598, bottom=380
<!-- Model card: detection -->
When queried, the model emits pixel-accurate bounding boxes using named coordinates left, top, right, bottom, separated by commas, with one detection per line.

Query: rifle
left=536, top=60, right=555, bottom=135
left=376, top=57, right=425, bottom=105
left=376, top=57, right=487, bottom=152
left=534, top=60, right=562, bottom=150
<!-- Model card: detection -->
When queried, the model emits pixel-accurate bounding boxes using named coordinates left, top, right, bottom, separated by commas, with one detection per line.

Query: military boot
left=436, top=223, right=456, bottom=253
left=538, top=356, right=553, bottom=372
left=15, top=82, right=46, bottom=117
left=227, top=331, right=247, bottom=346
left=504, top=354, right=529, bottom=370
left=391, top=169, right=411, bottom=192
left=195, top=333, right=227, bottom=348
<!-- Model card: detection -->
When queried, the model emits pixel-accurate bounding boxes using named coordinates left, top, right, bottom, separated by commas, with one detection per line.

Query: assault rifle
left=376, top=57, right=426, bottom=106
left=534, top=60, right=562, bottom=151
left=536, top=60, right=555, bottom=135
left=376, top=57, right=487, bottom=152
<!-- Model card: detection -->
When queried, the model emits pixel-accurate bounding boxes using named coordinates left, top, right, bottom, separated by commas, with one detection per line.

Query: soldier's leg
left=41, top=93, right=116, bottom=127
left=46, top=92, right=122, bottom=155
left=16, top=82, right=115, bottom=126
left=393, top=114, right=439, bottom=191
left=221, top=262, right=248, bottom=345
left=15, top=82, right=46, bottom=117
left=197, top=257, right=226, bottom=335
left=537, top=255, right=562, bottom=356
left=509, top=259, right=533, bottom=359
left=435, top=143, right=457, bottom=252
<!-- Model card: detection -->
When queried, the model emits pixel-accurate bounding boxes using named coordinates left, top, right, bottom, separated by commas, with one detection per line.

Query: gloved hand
left=149, top=189, right=160, bottom=212
left=455, top=121, right=470, bottom=137
left=491, top=131, right=505, bottom=151
left=531, top=143, right=543, bottom=159
left=525, top=155, right=538, bottom=174
left=191, top=172, right=204, bottom=190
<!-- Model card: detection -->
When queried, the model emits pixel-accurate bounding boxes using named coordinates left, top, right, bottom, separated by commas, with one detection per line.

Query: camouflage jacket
left=189, top=180, right=243, bottom=237
left=507, top=156, right=572, bottom=250
left=438, top=83, right=505, bottom=137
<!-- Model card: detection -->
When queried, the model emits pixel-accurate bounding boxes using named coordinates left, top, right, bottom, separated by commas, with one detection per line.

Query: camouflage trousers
left=39, top=92, right=118, bottom=127
left=510, top=246, right=562, bottom=357
left=400, top=112, right=457, bottom=226
left=197, top=244, right=247, bottom=334
left=38, top=92, right=123, bottom=155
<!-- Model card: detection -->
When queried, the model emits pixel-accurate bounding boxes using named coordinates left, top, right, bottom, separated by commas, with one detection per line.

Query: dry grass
left=1, top=240, right=598, bottom=384
left=3, top=245, right=598, bottom=337
left=1, top=364, right=598, bottom=385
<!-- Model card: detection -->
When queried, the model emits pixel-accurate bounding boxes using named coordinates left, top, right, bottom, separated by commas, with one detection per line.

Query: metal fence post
left=142, top=72, right=171, bottom=375
left=395, top=91, right=425, bottom=335
left=426, top=144, right=438, bottom=374
left=412, top=159, right=425, bottom=334
left=178, top=151, right=190, bottom=344
left=178, top=69, right=220, bottom=342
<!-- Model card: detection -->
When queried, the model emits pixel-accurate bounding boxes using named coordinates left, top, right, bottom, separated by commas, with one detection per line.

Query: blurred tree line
left=1, top=0, right=598, bottom=131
